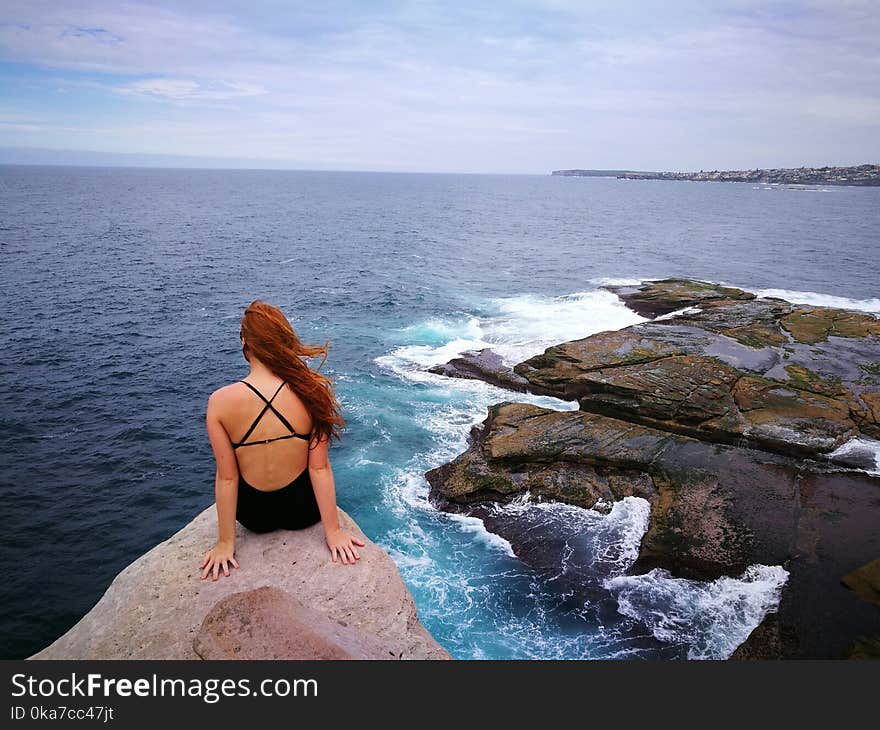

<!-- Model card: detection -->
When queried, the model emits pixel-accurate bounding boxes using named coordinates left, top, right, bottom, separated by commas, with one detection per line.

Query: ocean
left=2, top=166, right=879, bottom=660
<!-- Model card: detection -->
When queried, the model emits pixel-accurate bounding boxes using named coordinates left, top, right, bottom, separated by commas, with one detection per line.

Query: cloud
left=0, top=1, right=263, bottom=75
left=115, top=78, right=267, bottom=102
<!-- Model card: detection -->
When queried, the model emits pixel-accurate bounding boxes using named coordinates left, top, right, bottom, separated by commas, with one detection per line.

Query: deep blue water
left=1, top=166, right=878, bottom=660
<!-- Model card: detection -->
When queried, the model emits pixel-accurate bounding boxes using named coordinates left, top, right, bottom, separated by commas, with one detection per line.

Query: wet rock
left=731, top=375, right=857, bottom=454
left=781, top=307, right=880, bottom=344
left=753, top=471, right=880, bottom=658
left=426, top=402, right=880, bottom=658
left=432, top=284, right=880, bottom=459
left=426, top=402, right=800, bottom=581
left=847, top=637, right=880, bottom=659
left=855, top=391, right=880, bottom=438
left=603, top=278, right=756, bottom=318
left=841, top=559, right=880, bottom=608
left=511, top=293, right=878, bottom=457
left=426, top=402, right=662, bottom=509
left=427, top=348, right=531, bottom=392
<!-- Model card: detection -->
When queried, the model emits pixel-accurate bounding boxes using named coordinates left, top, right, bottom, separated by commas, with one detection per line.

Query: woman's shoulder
left=207, top=381, right=247, bottom=407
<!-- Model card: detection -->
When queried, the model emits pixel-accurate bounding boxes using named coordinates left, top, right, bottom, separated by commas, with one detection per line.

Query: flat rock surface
left=30, top=506, right=450, bottom=660
left=511, top=283, right=880, bottom=455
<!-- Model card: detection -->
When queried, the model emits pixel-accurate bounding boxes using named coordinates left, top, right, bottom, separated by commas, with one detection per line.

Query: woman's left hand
left=325, top=528, right=365, bottom=565
left=200, top=540, right=240, bottom=581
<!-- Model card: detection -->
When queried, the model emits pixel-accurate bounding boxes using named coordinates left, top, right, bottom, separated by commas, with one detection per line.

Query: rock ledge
left=30, top=506, right=450, bottom=660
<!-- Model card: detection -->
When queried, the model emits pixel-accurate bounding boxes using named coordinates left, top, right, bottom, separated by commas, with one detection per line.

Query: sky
left=0, top=0, right=878, bottom=173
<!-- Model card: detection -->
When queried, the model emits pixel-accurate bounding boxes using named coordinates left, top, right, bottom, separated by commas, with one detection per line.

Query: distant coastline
left=552, top=164, right=880, bottom=186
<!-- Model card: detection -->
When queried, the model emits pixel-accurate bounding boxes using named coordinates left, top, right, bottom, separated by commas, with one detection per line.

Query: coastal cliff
left=30, top=506, right=450, bottom=660
left=425, top=279, right=880, bottom=659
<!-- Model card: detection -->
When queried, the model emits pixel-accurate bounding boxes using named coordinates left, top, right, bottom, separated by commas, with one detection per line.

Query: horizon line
left=1, top=148, right=875, bottom=177
left=0, top=161, right=551, bottom=176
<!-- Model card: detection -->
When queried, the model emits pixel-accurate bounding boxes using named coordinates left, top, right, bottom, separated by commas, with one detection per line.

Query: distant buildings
left=551, top=164, right=880, bottom=186
left=616, top=164, right=880, bottom=186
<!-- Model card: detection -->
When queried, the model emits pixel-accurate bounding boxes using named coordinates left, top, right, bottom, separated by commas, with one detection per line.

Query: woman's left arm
left=201, top=390, right=241, bottom=581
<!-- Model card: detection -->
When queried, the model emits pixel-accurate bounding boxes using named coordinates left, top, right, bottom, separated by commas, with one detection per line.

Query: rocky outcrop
left=427, top=347, right=531, bottom=392
left=603, top=278, right=756, bottom=318
left=30, top=506, right=450, bottom=660
left=504, top=281, right=880, bottom=455
left=426, top=402, right=805, bottom=581
left=425, top=278, right=880, bottom=659
left=426, top=402, right=880, bottom=660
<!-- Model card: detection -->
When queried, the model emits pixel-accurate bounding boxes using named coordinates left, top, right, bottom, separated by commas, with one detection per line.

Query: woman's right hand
left=200, top=540, right=240, bottom=581
left=325, top=528, right=365, bottom=565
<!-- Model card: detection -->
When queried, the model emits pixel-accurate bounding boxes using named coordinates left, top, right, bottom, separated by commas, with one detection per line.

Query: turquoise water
left=2, top=167, right=879, bottom=658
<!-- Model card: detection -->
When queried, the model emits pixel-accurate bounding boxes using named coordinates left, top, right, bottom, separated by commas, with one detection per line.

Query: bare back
left=221, top=377, right=314, bottom=491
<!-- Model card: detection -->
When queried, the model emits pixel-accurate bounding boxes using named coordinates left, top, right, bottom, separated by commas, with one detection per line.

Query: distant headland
left=551, top=164, right=880, bottom=186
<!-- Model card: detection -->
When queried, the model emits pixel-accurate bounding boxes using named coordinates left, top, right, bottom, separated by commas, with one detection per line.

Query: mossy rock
left=724, top=323, right=788, bottom=349
left=783, top=364, right=847, bottom=397
left=781, top=307, right=880, bottom=344
left=847, top=636, right=880, bottom=660
left=842, top=559, right=880, bottom=607
left=732, top=375, right=857, bottom=453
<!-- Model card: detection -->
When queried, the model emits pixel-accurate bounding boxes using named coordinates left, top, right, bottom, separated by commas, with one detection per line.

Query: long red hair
left=239, top=300, right=346, bottom=446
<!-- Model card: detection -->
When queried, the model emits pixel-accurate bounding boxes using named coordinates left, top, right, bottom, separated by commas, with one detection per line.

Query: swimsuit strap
left=234, top=432, right=310, bottom=447
left=233, top=380, right=309, bottom=448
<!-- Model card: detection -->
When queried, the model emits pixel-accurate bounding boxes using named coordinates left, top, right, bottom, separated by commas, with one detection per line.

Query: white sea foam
left=828, top=437, right=880, bottom=476
left=605, top=565, right=789, bottom=659
left=490, top=493, right=788, bottom=658
left=383, top=549, right=434, bottom=570
left=495, top=495, right=652, bottom=575
left=396, top=315, right=484, bottom=345
left=446, top=512, right=516, bottom=557
left=588, top=276, right=653, bottom=287
left=756, top=288, right=880, bottom=313
left=380, top=337, right=490, bottom=370
left=653, top=306, right=702, bottom=321
left=479, top=289, right=645, bottom=365
left=376, top=288, right=645, bottom=383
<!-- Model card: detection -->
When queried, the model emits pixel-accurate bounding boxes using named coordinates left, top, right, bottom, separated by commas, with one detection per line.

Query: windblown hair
left=239, top=300, right=346, bottom=446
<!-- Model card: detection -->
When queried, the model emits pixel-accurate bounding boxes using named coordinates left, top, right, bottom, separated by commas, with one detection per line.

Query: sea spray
left=754, top=288, right=880, bottom=313
left=605, top=565, right=790, bottom=660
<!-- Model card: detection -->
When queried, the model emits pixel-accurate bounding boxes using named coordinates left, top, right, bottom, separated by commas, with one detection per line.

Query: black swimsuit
left=232, top=380, right=321, bottom=533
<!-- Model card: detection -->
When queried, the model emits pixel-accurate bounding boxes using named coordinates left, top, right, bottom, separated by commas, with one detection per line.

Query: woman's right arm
left=308, top=432, right=365, bottom=564
left=201, top=389, right=241, bottom=581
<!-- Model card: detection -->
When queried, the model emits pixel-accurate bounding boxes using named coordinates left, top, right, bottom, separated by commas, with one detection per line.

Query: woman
left=200, top=300, right=364, bottom=581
